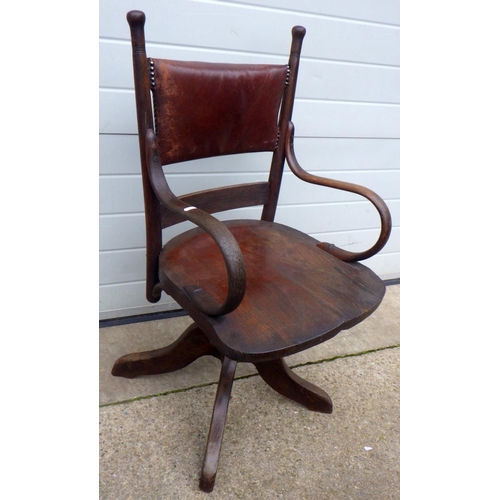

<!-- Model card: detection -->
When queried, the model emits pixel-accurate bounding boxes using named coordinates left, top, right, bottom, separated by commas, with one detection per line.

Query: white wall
left=99, top=0, right=400, bottom=320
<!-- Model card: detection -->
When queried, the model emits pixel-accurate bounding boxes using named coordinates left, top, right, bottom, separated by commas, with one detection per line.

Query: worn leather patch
left=152, top=59, right=288, bottom=165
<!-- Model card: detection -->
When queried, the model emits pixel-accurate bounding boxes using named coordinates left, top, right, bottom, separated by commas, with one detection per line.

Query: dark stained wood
left=160, top=182, right=270, bottom=228
left=111, top=323, right=221, bottom=379
left=146, top=130, right=247, bottom=316
left=254, top=358, right=333, bottom=413
left=199, top=357, right=237, bottom=493
left=159, top=220, right=386, bottom=362
left=115, top=11, right=393, bottom=493
left=262, top=26, right=306, bottom=222
left=285, top=121, right=392, bottom=262
left=127, top=10, right=163, bottom=303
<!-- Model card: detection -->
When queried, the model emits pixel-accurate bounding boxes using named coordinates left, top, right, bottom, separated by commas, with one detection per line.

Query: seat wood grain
left=159, top=220, right=385, bottom=362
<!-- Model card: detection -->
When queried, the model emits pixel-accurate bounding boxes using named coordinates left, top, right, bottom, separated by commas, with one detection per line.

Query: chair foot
left=199, top=356, right=237, bottom=493
left=111, top=323, right=221, bottom=379
left=254, top=358, right=333, bottom=414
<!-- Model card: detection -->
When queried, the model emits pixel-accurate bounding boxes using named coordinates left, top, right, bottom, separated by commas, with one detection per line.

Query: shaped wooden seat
left=160, top=219, right=386, bottom=362
left=112, top=10, right=392, bottom=493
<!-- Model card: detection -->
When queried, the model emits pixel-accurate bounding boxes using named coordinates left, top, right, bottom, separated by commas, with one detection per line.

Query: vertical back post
left=261, top=26, right=306, bottom=222
left=127, top=11, right=163, bottom=302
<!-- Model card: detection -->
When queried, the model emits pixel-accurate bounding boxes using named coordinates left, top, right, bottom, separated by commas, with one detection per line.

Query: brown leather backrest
left=151, top=59, right=289, bottom=165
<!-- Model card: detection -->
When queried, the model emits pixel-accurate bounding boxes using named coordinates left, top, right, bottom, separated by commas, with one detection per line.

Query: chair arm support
left=284, top=122, right=392, bottom=262
left=145, top=129, right=246, bottom=316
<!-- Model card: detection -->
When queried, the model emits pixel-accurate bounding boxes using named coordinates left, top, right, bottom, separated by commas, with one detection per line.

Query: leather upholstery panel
left=152, top=59, right=288, bottom=165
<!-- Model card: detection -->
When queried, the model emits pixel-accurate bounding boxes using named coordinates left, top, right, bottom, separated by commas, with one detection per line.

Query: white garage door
left=99, top=0, right=400, bottom=320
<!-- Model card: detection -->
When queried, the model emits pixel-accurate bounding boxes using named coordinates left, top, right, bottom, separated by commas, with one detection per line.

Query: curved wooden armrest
left=284, top=122, right=392, bottom=262
left=145, top=129, right=246, bottom=316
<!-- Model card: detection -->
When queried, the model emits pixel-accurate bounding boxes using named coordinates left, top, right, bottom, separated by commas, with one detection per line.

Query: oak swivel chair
left=112, top=10, right=392, bottom=493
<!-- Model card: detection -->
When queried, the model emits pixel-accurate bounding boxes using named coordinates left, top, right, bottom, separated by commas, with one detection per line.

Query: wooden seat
left=112, top=10, right=392, bottom=493
left=160, top=220, right=386, bottom=361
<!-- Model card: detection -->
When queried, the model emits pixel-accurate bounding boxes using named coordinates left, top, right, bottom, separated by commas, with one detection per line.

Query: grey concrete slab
left=99, top=347, right=400, bottom=499
left=100, top=285, right=399, bottom=405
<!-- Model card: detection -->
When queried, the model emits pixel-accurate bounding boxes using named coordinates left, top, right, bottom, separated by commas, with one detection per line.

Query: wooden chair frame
left=112, top=10, right=392, bottom=492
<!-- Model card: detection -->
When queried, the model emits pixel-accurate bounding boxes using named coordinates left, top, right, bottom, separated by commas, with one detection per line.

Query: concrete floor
left=99, top=284, right=399, bottom=499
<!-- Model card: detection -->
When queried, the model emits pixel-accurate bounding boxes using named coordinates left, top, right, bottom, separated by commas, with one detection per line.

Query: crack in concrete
left=99, top=344, right=399, bottom=408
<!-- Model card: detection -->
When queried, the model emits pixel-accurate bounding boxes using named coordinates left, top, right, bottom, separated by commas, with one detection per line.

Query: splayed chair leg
left=254, top=358, right=333, bottom=414
left=199, top=356, right=237, bottom=493
left=111, top=323, right=221, bottom=379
